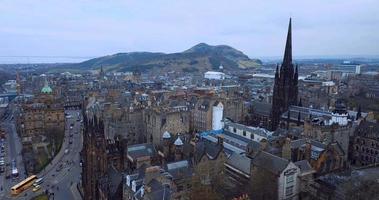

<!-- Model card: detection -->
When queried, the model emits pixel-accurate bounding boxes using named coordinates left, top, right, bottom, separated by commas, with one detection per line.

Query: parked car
left=32, top=185, right=41, bottom=192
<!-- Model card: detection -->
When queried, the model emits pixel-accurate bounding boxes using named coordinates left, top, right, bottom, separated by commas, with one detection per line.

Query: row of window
left=231, top=127, right=255, bottom=139
left=356, top=145, right=379, bottom=155
left=355, top=138, right=379, bottom=148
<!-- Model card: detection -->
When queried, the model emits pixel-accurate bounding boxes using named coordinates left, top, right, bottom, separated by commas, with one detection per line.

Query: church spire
left=283, top=18, right=292, bottom=66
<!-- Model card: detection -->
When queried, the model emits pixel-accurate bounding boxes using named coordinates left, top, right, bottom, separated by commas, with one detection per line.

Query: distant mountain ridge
left=67, top=43, right=262, bottom=73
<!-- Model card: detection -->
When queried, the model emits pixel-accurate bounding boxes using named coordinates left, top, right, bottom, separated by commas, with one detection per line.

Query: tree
left=189, top=156, right=226, bottom=200
left=250, top=167, right=278, bottom=200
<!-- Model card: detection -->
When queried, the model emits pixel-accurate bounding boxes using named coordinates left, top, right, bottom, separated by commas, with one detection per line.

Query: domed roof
left=162, top=131, right=171, bottom=139
left=174, top=137, right=183, bottom=146
left=41, top=85, right=53, bottom=94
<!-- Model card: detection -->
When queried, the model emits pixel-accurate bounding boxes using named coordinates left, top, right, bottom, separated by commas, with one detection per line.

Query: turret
left=174, top=136, right=183, bottom=161
left=162, top=131, right=171, bottom=157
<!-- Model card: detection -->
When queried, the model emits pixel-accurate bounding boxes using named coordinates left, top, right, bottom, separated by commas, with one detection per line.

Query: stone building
left=192, top=98, right=216, bottom=132
left=303, top=118, right=352, bottom=166
left=351, top=121, right=379, bottom=166
left=285, top=138, right=345, bottom=175
left=107, top=106, right=145, bottom=145
left=17, top=81, right=65, bottom=138
left=144, top=106, right=190, bottom=146
left=251, top=151, right=301, bottom=200
left=82, top=114, right=127, bottom=200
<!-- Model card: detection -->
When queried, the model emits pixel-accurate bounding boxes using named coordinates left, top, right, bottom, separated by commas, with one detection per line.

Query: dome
left=174, top=137, right=183, bottom=146
left=162, top=131, right=171, bottom=139
left=41, top=85, right=53, bottom=94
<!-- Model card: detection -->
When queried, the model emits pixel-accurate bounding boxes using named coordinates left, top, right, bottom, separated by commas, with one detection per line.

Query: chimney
left=217, top=135, right=224, bottom=145
left=282, top=138, right=292, bottom=160
left=259, top=139, right=268, bottom=151
left=304, top=141, right=312, bottom=161
left=144, top=166, right=160, bottom=184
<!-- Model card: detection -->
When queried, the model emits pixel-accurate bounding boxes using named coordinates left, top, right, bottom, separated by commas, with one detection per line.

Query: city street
left=0, top=107, right=26, bottom=199
left=1, top=108, right=83, bottom=200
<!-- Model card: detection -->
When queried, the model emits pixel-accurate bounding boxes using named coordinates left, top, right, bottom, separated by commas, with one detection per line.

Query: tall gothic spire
left=283, top=18, right=292, bottom=66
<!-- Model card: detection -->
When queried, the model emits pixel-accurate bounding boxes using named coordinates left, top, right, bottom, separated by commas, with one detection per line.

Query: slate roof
left=354, top=121, right=379, bottom=140
left=225, top=153, right=252, bottom=176
left=330, top=142, right=345, bottom=156
left=195, top=139, right=224, bottom=163
left=310, top=140, right=327, bottom=149
left=107, top=165, right=123, bottom=198
left=251, top=100, right=272, bottom=117
left=252, top=151, right=289, bottom=175
left=246, top=140, right=261, bottom=155
left=291, top=139, right=307, bottom=149
left=294, top=160, right=314, bottom=174
left=165, top=160, right=193, bottom=180
left=224, top=120, right=272, bottom=138
left=127, top=143, right=156, bottom=161
left=283, top=105, right=369, bottom=123
left=143, top=179, right=172, bottom=200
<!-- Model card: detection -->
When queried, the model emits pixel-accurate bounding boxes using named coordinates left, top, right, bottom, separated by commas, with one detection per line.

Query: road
left=0, top=106, right=27, bottom=199
left=1, top=108, right=83, bottom=200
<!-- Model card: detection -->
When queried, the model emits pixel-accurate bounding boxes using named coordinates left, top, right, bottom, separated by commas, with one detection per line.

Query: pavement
left=0, top=107, right=26, bottom=198
left=1, top=108, right=83, bottom=200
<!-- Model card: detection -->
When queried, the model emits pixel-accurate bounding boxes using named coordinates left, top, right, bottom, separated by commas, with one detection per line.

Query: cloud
left=0, top=0, right=378, bottom=63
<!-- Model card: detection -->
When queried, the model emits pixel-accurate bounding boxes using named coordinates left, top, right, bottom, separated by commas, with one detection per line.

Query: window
left=285, top=186, right=294, bottom=196
left=243, top=131, right=246, bottom=136
left=233, top=128, right=236, bottom=133
left=250, top=134, right=254, bottom=139
left=286, top=175, right=294, bottom=185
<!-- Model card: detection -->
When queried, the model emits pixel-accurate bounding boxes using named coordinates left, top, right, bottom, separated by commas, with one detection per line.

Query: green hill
left=63, top=43, right=262, bottom=73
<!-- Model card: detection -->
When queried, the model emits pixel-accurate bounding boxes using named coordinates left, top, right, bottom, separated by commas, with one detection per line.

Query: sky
left=1, top=0, right=379, bottom=63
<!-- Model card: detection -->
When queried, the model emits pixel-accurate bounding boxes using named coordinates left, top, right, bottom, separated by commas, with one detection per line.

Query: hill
left=64, top=43, right=262, bottom=73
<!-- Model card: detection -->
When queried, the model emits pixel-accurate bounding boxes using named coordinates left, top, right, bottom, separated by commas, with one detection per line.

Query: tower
left=82, top=114, right=107, bottom=200
left=174, top=137, right=183, bottom=161
left=271, top=18, right=298, bottom=130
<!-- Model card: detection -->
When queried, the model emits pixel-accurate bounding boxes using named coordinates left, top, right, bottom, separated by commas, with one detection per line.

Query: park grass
left=31, top=194, right=49, bottom=200
left=34, top=147, right=49, bottom=173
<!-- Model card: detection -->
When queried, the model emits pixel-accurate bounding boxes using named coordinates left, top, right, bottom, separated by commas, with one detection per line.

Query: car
left=65, top=149, right=69, bottom=154
left=32, top=185, right=41, bottom=192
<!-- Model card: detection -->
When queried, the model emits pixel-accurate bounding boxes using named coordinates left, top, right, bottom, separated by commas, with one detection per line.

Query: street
left=1, top=108, right=83, bottom=200
left=0, top=107, right=26, bottom=198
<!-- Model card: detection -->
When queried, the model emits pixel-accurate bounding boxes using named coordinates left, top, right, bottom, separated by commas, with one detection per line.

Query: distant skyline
left=1, top=0, right=379, bottom=63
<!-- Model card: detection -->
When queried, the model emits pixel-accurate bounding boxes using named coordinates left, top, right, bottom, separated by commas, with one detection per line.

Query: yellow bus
left=11, top=175, right=37, bottom=196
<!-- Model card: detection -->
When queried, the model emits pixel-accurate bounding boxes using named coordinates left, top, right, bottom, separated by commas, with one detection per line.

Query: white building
left=355, top=65, right=361, bottom=74
left=223, top=119, right=272, bottom=142
left=204, top=71, right=225, bottom=80
left=212, top=101, right=224, bottom=130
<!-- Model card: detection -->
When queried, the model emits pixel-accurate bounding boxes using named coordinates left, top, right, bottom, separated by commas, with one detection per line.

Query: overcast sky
left=1, top=0, right=378, bottom=63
